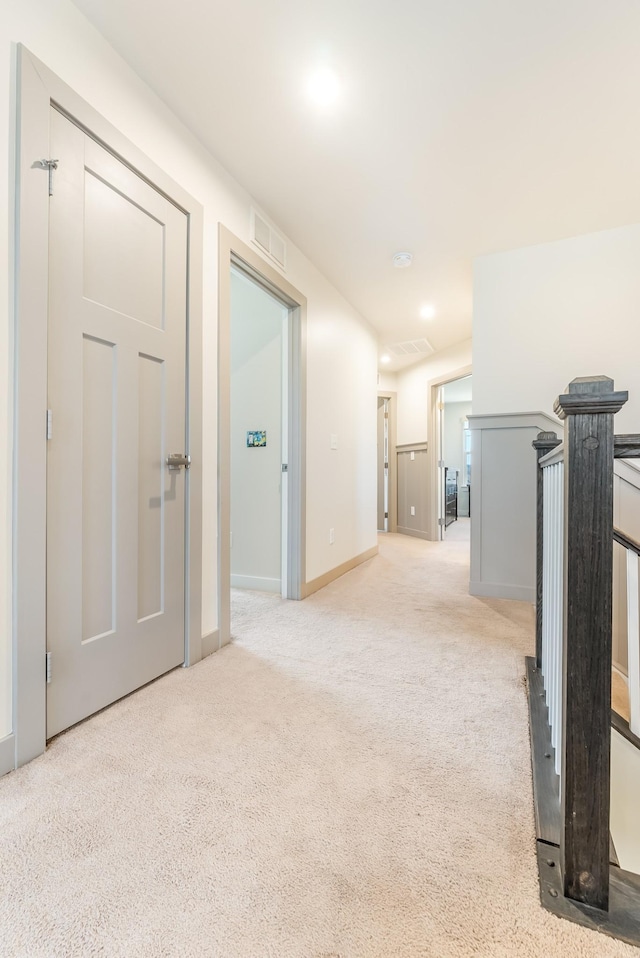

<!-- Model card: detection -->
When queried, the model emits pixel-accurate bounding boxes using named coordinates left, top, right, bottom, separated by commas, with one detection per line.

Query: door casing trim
left=12, top=46, right=204, bottom=769
left=218, top=225, right=307, bottom=644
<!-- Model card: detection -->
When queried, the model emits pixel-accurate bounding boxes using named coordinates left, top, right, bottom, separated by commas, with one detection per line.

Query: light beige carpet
left=0, top=533, right=635, bottom=957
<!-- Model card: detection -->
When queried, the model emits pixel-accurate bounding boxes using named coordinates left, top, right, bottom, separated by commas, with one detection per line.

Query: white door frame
left=218, top=226, right=307, bottom=644
left=426, top=365, right=472, bottom=541
left=9, top=46, right=204, bottom=773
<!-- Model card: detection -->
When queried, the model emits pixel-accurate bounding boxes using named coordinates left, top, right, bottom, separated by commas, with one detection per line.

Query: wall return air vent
left=250, top=208, right=287, bottom=270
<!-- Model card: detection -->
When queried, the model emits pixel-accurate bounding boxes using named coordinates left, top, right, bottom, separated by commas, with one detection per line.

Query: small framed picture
left=247, top=430, right=267, bottom=447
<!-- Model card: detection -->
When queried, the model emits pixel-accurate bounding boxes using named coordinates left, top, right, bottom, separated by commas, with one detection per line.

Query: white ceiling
left=71, top=0, right=640, bottom=371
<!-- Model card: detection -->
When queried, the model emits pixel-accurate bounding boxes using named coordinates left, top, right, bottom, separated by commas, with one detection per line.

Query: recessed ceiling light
left=392, top=252, right=413, bottom=268
left=380, top=354, right=391, bottom=364
left=306, top=68, right=341, bottom=108
left=420, top=303, right=436, bottom=320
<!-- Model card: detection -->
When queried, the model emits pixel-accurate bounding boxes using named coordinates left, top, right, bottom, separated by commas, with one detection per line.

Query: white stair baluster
left=556, top=461, right=564, bottom=781
left=552, top=463, right=560, bottom=768
left=549, top=464, right=558, bottom=741
left=626, top=548, right=640, bottom=737
left=542, top=467, right=551, bottom=693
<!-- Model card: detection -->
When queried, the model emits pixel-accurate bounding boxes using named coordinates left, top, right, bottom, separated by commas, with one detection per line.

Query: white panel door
left=46, top=108, right=188, bottom=737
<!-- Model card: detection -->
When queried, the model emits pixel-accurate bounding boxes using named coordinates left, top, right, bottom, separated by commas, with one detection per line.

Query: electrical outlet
left=330, top=434, right=338, bottom=450
left=410, top=506, right=416, bottom=516
left=329, top=528, right=335, bottom=544
left=410, top=451, right=415, bottom=461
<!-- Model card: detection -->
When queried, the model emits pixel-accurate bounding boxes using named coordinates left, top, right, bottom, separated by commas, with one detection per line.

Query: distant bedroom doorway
left=377, top=391, right=397, bottom=533
left=437, top=376, right=472, bottom=542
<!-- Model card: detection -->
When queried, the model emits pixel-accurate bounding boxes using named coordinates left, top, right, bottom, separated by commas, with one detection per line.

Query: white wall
left=305, top=284, right=378, bottom=580
left=473, top=223, right=640, bottom=429
left=394, top=340, right=472, bottom=446
left=0, top=2, right=378, bottom=742
left=611, top=729, right=640, bottom=874
left=470, top=224, right=640, bottom=602
left=230, top=270, right=286, bottom=591
left=377, top=371, right=398, bottom=393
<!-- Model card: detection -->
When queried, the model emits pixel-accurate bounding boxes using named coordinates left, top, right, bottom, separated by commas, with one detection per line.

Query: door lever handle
left=166, top=453, right=191, bottom=471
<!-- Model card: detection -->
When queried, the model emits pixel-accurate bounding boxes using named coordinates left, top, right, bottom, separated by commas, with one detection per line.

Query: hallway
left=0, top=535, right=634, bottom=956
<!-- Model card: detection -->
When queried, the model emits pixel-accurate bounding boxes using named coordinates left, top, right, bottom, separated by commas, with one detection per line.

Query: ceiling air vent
left=251, top=209, right=287, bottom=270
left=386, top=337, right=435, bottom=358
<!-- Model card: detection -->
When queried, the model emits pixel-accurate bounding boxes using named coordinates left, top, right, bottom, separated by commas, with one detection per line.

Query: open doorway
left=218, top=227, right=307, bottom=647
left=230, top=267, right=289, bottom=592
left=377, top=391, right=397, bottom=533
left=437, top=376, right=472, bottom=542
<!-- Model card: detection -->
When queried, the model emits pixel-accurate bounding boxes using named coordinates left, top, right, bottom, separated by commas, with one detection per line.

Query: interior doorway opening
left=230, top=266, right=289, bottom=594
left=218, top=226, right=307, bottom=647
left=437, top=376, right=472, bottom=542
left=377, top=397, right=389, bottom=532
left=376, top=390, right=397, bottom=534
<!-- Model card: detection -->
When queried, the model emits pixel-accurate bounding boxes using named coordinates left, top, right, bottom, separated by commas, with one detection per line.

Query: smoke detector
left=392, top=251, right=413, bottom=268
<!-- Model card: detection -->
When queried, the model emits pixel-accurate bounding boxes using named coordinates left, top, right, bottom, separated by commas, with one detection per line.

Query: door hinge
left=438, top=459, right=445, bottom=468
left=46, top=409, right=53, bottom=440
left=35, top=158, right=59, bottom=196
left=438, top=517, right=446, bottom=526
left=166, top=453, right=191, bottom=471
left=45, top=651, right=52, bottom=684
left=282, top=463, right=288, bottom=472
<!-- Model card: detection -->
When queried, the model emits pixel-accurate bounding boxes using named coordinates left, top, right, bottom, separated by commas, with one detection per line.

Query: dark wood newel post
left=532, top=431, right=562, bottom=669
left=554, top=376, right=628, bottom=912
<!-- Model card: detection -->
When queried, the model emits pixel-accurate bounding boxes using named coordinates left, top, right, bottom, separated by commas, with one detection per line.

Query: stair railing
left=531, top=376, right=638, bottom=929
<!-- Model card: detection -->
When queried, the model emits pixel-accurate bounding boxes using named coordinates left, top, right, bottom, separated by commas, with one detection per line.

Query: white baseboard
left=200, top=629, right=221, bottom=657
left=303, top=545, right=378, bottom=598
left=230, top=574, right=281, bottom=593
left=0, top=734, right=15, bottom=778
left=397, top=527, right=432, bottom=541
left=470, top=580, right=535, bottom=602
